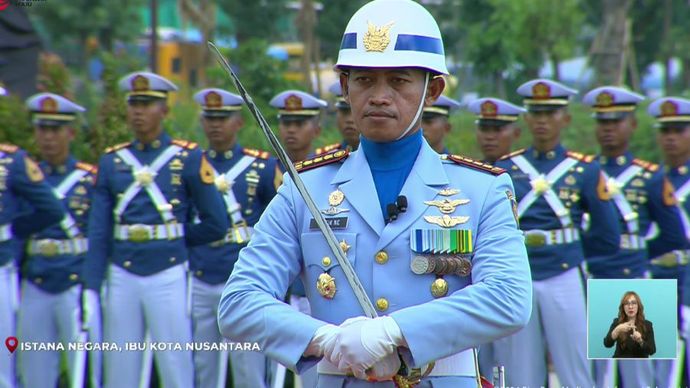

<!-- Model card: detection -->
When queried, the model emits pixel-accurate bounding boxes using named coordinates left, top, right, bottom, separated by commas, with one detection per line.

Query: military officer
left=16, top=92, right=101, bottom=387
left=583, top=87, right=687, bottom=387
left=421, top=95, right=461, bottom=154
left=219, top=1, right=532, bottom=387
left=83, top=71, right=227, bottom=388
left=0, top=148, right=63, bottom=387
left=316, top=81, right=359, bottom=155
left=493, top=79, right=620, bottom=388
left=649, top=97, right=690, bottom=387
left=190, top=88, right=281, bottom=388
left=468, top=97, right=523, bottom=164
left=271, top=90, right=326, bottom=163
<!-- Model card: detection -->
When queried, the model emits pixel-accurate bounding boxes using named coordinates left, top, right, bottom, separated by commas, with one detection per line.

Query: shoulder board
left=566, top=151, right=595, bottom=163
left=104, top=142, right=131, bottom=154
left=172, top=139, right=198, bottom=150
left=243, top=147, right=271, bottom=160
left=76, top=161, right=97, bottom=174
left=295, top=150, right=350, bottom=173
left=315, top=143, right=342, bottom=155
left=0, top=143, right=19, bottom=154
left=445, top=154, right=505, bottom=175
left=633, top=158, right=659, bottom=172
left=498, top=148, right=526, bottom=161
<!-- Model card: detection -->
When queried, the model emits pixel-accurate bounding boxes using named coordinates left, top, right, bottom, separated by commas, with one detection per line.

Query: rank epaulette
left=633, top=158, right=659, bottom=172
left=566, top=151, right=595, bottom=163
left=498, top=148, right=526, bottom=161
left=76, top=161, right=98, bottom=174
left=444, top=154, right=505, bottom=175
left=104, top=142, right=131, bottom=154
left=314, top=143, right=342, bottom=155
left=295, top=149, right=349, bottom=173
left=0, top=143, right=19, bottom=154
left=243, top=147, right=271, bottom=159
left=172, top=139, right=198, bottom=150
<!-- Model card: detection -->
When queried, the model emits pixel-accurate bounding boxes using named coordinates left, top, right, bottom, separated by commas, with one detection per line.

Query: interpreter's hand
left=303, top=324, right=340, bottom=358
left=631, top=329, right=643, bottom=344
left=329, top=316, right=404, bottom=379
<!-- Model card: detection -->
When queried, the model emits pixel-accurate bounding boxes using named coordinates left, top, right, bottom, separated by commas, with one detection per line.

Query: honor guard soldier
left=0, top=145, right=63, bottom=386
left=219, top=1, right=532, bottom=387
left=17, top=93, right=102, bottom=388
left=469, top=98, right=523, bottom=164
left=190, top=88, right=282, bottom=388
left=271, top=90, right=326, bottom=164
left=649, top=97, right=690, bottom=387
left=421, top=95, right=461, bottom=154
left=316, top=81, right=359, bottom=155
left=583, top=87, right=687, bottom=388
left=493, top=79, right=620, bottom=388
left=84, top=72, right=228, bottom=388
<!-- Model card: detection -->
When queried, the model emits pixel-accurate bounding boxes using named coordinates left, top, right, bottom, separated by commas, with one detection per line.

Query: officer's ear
left=159, top=100, right=169, bottom=116
left=425, top=75, right=445, bottom=107
left=340, top=72, right=350, bottom=104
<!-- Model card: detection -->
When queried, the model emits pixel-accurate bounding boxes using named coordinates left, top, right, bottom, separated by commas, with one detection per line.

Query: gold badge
left=438, top=188, right=460, bottom=196
left=423, top=215, right=469, bottom=228
left=431, top=278, right=448, bottom=298
left=171, top=174, right=182, bottom=186
left=339, top=240, right=351, bottom=253
left=363, top=21, right=394, bottom=52
left=316, top=273, right=336, bottom=299
left=564, top=175, right=576, bottom=185
left=199, top=155, right=214, bottom=184
left=133, top=168, right=155, bottom=186
left=569, top=191, right=580, bottom=203
left=328, top=190, right=345, bottom=207
left=204, top=91, right=222, bottom=109
left=74, top=185, right=87, bottom=195
left=24, top=156, right=44, bottom=182
left=170, top=159, right=183, bottom=170
left=530, top=174, right=551, bottom=194
left=596, top=92, right=614, bottom=107
left=506, top=190, right=519, bottom=226
left=661, top=100, right=678, bottom=117
left=40, top=96, right=58, bottom=113
left=631, top=178, right=645, bottom=188
left=424, top=198, right=469, bottom=214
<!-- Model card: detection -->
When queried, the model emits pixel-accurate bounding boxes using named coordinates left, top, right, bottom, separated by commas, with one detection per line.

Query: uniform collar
left=208, top=143, right=241, bottom=161
left=359, top=130, right=422, bottom=171
left=132, top=132, right=171, bottom=151
left=40, top=155, right=76, bottom=175
left=667, top=159, right=690, bottom=176
left=598, top=151, right=633, bottom=167
left=529, top=143, right=566, bottom=160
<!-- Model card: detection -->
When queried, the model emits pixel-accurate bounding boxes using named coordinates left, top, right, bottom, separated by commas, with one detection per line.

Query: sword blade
left=208, top=41, right=377, bottom=319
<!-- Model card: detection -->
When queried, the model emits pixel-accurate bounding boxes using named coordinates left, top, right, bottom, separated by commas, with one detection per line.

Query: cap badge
left=363, top=21, right=394, bottom=52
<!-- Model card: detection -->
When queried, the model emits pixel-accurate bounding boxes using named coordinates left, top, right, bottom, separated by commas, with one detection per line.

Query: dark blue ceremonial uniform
left=662, top=161, right=690, bottom=298
left=84, top=132, right=227, bottom=290
left=589, top=153, right=686, bottom=279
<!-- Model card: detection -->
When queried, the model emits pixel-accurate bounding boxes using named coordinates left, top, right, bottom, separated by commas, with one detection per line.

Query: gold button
left=561, top=263, right=569, bottom=269
left=123, top=261, right=132, bottom=268
left=69, top=274, right=79, bottom=281
left=322, top=256, right=332, bottom=266
left=376, top=298, right=389, bottom=311
left=196, top=270, right=203, bottom=277
left=170, top=257, right=176, bottom=263
left=339, top=240, right=351, bottom=253
left=34, top=278, right=43, bottom=284
left=431, top=278, right=448, bottom=298
left=623, top=268, right=631, bottom=276
left=375, top=251, right=389, bottom=264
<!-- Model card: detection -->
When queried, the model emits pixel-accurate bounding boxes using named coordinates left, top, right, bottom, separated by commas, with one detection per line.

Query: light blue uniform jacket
left=219, top=141, right=532, bottom=386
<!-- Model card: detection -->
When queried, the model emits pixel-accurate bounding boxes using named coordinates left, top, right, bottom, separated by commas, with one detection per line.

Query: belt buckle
left=128, top=224, right=151, bottom=243
left=525, top=232, right=546, bottom=247
left=38, top=240, right=59, bottom=257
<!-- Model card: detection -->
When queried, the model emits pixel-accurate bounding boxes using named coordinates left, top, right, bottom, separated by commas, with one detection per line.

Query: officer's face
left=524, top=108, right=570, bottom=143
left=126, top=99, right=168, bottom=137
left=336, top=107, right=358, bottom=147
left=279, top=118, right=321, bottom=156
left=421, top=115, right=450, bottom=152
left=342, top=68, right=444, bottom=142
left=658, top=124, right=690, bottom=160
left=595, top=116, right=635, bottom=152
left=34, top=124, right=75, bottom=161
left=475, top=123, right=521, bottom=162
left=201, top=113, right=244, bottom=147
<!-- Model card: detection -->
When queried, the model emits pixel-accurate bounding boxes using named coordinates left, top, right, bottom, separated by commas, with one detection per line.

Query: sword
left=207, top=41, right=378, bottom=319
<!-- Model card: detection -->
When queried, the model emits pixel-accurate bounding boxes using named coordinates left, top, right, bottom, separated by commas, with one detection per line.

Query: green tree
left=217, top=0, right=289, bottom=44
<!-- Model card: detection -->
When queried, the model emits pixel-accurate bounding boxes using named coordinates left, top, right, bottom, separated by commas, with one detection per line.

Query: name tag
left=310, top=217, right=348, bottom=230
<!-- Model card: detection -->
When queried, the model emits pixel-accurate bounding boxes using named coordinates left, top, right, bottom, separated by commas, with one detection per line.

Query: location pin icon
left=5, top=337, right=17, bottom=353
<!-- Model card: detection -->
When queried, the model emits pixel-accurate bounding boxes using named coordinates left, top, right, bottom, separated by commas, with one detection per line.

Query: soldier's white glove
left=329, top=316, right=404, bottom=379
left=82, top=289, right=100, bottom=330
left=304, top=324, right=340, bottom=358
left=681, top=305, right=690, bottom=340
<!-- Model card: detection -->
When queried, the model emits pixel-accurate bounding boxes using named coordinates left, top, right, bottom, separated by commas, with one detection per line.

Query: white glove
left=304, top=324, right=340, bottom=358
left=329, top=316, right=404, bottom=379
left=681, top=305, right=690, bottom=340
left=364, top=352, right=401, bottom=381
left=82, top=289, right=100, bottom=330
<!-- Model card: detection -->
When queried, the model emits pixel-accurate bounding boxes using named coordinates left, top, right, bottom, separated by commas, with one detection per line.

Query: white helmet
left=335, top=0, right=448, bottom=75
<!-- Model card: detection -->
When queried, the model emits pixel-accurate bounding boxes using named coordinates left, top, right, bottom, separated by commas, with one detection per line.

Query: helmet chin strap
left=396, top=72, right=430, bottom=141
